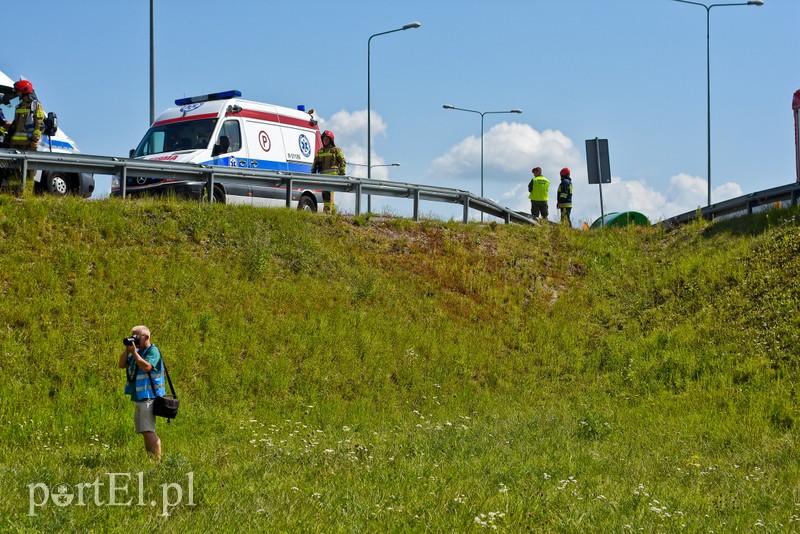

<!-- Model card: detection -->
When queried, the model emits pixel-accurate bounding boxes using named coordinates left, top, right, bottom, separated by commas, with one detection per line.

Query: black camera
left=122, top=335, right=140, bottom=347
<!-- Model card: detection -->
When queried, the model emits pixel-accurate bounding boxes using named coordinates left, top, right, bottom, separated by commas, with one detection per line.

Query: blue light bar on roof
left=175, top=90, right=242, bottom=106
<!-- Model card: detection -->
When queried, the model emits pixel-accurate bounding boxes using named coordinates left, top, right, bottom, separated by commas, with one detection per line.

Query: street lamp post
left=673, top=0, right=764, bottom=208
left=442, top=105, right=522, bottom=221
left=149, top=0, right=155, bottom=125
left=367, top=22, right=420, bottom=213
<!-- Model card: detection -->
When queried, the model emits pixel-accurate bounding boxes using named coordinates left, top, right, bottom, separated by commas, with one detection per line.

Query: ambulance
left=0, top=69, right=94, bottom=197
left=114, top=90, right=324, bottom=211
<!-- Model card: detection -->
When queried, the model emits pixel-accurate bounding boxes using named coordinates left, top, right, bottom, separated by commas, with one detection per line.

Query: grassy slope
left=1, top=196, right=799, bottom=532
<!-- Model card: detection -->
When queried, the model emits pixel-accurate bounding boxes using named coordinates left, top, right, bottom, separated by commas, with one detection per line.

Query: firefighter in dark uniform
left=4, top=79, right=45, bottom=195
left=556, top=167, right=573, bottom=226
left=310, top=129, right=346, bottom=213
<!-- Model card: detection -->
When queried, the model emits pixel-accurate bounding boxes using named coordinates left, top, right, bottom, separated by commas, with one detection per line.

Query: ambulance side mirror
left=129, top=149, right=136, bottom=158
left=212, top=135, right=230, bottom=157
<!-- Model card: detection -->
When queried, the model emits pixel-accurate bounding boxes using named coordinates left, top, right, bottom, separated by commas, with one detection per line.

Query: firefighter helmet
left=14, top=79, right=34, bottom=95
left=560, top=167, right=571, bottom=177
left=321, top=130, right=335, bottom=144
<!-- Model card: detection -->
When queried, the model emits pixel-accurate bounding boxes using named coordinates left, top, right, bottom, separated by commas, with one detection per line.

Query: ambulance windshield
left=134, top=118, right=216, bottom=157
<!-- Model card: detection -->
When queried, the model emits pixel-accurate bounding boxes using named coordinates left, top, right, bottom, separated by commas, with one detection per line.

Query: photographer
left=117, top=325, right=164, bottom=460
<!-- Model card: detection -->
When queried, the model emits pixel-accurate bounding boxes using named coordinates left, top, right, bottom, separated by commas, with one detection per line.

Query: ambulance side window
left=218, top=120, right=241, bottom=153
left=141, top=131, right=165, bottom=156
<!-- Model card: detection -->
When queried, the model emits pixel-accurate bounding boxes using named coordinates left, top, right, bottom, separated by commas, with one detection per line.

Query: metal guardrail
left=661, top=182, right=800, bottom=226
left=0, top=149, right=535, bottom=225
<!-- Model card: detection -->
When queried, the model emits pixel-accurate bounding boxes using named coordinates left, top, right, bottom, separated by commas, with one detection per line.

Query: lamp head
left=443, top=104, right=455, bottom=109
left=511, top=109, right=523, bottom=114
left=403, top=22, right=422, bottom=30
left=747, top=0, right=764, bottom=5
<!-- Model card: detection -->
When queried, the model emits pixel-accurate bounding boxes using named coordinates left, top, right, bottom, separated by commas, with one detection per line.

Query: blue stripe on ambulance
left=41, top=139, right=74, bottom=150
left=202, top=159, right=311, bottom=172
left=286, top=161, right=313, bottom=173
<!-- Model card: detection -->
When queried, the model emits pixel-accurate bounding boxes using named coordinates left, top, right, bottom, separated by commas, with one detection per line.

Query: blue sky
left=5, top=0, right=798, bottom=224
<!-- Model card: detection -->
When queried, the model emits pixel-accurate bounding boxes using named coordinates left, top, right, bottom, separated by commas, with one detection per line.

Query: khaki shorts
left=134, top=399, right=156, bottom=433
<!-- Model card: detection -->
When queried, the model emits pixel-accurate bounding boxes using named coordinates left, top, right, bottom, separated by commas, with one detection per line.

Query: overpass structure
left=0, top=149, right=535, bottom=225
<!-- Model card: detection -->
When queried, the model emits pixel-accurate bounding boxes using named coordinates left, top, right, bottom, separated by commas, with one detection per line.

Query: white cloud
left=320, top=109, right=387, bottom=140
left=430, top=122, right=580, bottom=179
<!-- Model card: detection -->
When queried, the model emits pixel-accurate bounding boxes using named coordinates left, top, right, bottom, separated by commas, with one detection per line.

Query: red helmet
left=532, top=167, right=542, bottom=175
left=321, top=130, right=335, bottom=144
left=560, top=167, right=571, bottom=177
left=14, top=79, right=34, bottom=95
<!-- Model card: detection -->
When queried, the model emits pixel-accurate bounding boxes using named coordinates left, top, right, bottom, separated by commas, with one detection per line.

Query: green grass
left=1, top=195, right=800, bottom=532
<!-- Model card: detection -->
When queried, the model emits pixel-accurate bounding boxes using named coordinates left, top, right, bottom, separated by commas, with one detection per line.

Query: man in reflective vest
left=311, top=129, right=346, bottom=213
left=557, top=167, right=573, bottom=226
left=5, top=79, right=45, bottom=195
left=527, top=166, right=550, bottom=221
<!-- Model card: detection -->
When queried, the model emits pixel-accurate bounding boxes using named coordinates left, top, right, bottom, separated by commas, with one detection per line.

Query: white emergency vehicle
left=114, top=90, right=324, bottom=211
left=0, top=69, right=94, bottom=197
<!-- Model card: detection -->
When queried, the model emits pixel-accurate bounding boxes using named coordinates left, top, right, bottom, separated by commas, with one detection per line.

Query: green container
left=591, top=211, right=650, bottom=229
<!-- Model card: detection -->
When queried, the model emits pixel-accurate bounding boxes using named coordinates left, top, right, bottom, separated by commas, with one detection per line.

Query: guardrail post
left=206, top=171, right=215, bottom=202
left=413, top=189, right=420, bottom=221
left=285, top=178, right=293, bottom=208
left=355, top=183, right=362, bottom=215
left=21, top=156, right=28, bottom=190
left=119, top=165, right=127, bottom=199
left=462, top=195, right=470, bottom=224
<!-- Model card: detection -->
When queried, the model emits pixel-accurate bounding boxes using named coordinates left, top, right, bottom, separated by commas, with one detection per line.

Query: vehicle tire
left=201, top=185, right=226, bottom=204
left=297, top=195, right=316, bottom=212
left=213, top=186, right=225, bottom=204
left=45, top=172, right=70, bottom=196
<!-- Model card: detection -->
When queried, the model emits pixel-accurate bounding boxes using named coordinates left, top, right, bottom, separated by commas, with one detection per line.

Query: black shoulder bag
left=147, top=353, right=179, bottom=423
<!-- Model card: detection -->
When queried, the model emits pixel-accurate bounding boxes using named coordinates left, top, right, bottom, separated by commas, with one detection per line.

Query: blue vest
left=124, top=345, right=165, bottom=401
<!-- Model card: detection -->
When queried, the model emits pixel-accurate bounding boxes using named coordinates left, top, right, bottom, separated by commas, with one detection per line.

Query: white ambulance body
left=0, top=69, right=94, bottom=197
left=115, top=90, right=324, bottom=211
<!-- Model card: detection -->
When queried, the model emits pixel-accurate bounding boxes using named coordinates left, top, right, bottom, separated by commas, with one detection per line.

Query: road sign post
left=793, top=90, right=800, bottom=184
left=586, top=138, right=611, bottom=227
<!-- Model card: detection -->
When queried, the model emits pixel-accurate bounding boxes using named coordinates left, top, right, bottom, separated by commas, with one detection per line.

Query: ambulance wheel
left=213, top=186, right=225, bottom=204
left=46, top=172, right=70, bottom=196
left=202, top=185, right=226, bottom=204
left=297, top=195, right=316, bottom=212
